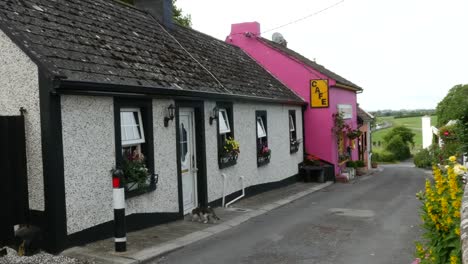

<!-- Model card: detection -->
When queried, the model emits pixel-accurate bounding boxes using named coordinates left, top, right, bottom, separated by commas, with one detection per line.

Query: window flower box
left=290, top=138, right=302, bottom=154
left=219, top=137, right=239, bottom=169
left=257, top=145, right=271, bottom=167
left=120, top=150, right=157, bottom=198
left=219, top=152, right=238, bottom=169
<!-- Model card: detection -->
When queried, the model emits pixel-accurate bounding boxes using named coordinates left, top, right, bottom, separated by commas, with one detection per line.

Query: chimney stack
left=134, top=0, right=173, bottom=29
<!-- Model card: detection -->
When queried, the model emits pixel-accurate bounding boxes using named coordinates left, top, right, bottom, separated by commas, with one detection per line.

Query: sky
left=176, top=0, right=468, bottom=111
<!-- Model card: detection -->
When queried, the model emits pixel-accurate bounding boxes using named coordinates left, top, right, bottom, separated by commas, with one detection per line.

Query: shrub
left=385, top=135, right=411, bottom=160
left=414, top=156, right=465, bottom=264
left=355, top=160, right=365, bottom=167
left=345, top=160, right=357, bottom=168
left=373, top=151, right=396, bottom=162
left=383, top=126, right=415, bottom=147
left=414, top=149, right=432, bottom=168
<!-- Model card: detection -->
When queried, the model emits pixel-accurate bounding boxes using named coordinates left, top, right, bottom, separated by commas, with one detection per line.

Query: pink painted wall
left=227, top=22, right=359, bottom=173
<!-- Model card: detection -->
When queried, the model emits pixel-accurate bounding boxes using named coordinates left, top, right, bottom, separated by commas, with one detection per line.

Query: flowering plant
left=439, top=125, right=457, bottom=142
left=346, top=129, right=362, bottom=140
left=414, top=156, right=464, bottom=264
left=332, top=112, right=350, bottom=137
left=258, top=144, right=271, bottom=158
left=122, top=150, right=150, bottom=189
left=304, top=154, right=322, bottom=166
left=222, top=137, right=240, bottom=157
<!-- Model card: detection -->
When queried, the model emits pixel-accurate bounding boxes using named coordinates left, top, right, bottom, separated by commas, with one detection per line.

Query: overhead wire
left=261, top=0, right=345, bottom=34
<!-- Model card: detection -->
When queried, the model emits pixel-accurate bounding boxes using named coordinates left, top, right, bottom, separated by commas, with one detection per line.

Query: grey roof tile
left=260, top=38, right=362, bottom=91
left=0, top=0, right=303, bottom=102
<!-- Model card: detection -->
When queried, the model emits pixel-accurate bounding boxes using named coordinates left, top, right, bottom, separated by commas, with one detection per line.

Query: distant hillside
left=372, top=115, right=437, bottom=153
left=370, top=109, right=435, bottom=118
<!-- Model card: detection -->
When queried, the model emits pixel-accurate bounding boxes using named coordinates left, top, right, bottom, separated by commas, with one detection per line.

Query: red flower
left=444, top=131, right=449, bottom=136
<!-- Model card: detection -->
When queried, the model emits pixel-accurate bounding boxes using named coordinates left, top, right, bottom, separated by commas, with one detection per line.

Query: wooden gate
left=0, top=116, right=29, bottom=247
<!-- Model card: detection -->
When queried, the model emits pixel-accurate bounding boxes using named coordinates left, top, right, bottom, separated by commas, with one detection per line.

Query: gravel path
left=0, top=247, right=94, bottom=264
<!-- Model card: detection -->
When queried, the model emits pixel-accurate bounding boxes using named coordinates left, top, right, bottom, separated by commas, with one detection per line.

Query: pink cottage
left=227, top=22, right=363, bottom=175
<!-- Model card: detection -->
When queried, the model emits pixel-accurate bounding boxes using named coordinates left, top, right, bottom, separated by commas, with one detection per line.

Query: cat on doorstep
left=190, top=206, right=220, bottom=224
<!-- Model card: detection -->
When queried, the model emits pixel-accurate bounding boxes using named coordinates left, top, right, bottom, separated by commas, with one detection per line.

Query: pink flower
left=444, top=131, right=449, bottom=136
left=411, top=258, right=421, bottom=264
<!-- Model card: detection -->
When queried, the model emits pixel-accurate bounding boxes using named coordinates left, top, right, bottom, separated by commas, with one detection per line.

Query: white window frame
left=289, top=114, right=295, bottom=132
left=121, top=108, right=145, bottom=147
left=257, top=116, right=267, bottom=138
left=218, top=108, right=231, bottom=134
left=337, top=104, right=353, bottom=119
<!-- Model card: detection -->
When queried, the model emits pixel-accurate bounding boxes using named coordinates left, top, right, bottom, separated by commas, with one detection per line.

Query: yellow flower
left=449, top=156, right=457, bottom=162
left=456, top=228, right=460, bottom=236
left=450, top=255, right=458, bottom=264
left=446, top=217, right=453, bottom=225
left=454, top=164, right=467, bottom=175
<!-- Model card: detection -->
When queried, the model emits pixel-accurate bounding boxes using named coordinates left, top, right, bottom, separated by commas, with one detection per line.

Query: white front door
left=179, top=108, right=198, bottom=214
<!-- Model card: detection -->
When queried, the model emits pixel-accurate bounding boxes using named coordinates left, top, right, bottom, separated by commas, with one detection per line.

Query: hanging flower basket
left=346, top=129, right=362, bottom=140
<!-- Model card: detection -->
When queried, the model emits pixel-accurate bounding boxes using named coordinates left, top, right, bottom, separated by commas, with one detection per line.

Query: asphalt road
left=153, top=163, right=429, bottom=264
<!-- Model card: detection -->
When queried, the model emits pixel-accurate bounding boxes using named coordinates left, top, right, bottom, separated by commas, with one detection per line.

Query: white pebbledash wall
left=61, top=96, right=303, bottom=234
left=0, top=29, right=45, bottom=211
left=61, top=95, right=179, bottom=234
left=204, top=101, right=303, bottom=203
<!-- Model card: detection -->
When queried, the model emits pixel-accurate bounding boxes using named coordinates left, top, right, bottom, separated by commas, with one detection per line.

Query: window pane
left=218, top=109, right=230, bottom=134
left=121, top=126, right=127, bottom=141
left=257, top=117, right=266, bottom=138
left=337, top=104, right=353, bottom=119
left=180, top=123, right=188, bottom=163
left=121, top=109, right=145, bottom=146
left=289, top=115, right=295, bottom=132
left=125, top=126, right=135, bottom=140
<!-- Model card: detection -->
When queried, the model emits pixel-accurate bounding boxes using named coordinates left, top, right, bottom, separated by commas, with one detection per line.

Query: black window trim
left=289, top=110, right=299, bottom=154
left=114, top=98, right=156, bottom=199
left=256, top=110, right=270, bottom=167
left=216, top=102, right=236, bottom=169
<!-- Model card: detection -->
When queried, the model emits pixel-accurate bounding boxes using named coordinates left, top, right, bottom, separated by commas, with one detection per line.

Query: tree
left=385, top=135, right=411, bottom=160
left=436, top=84, right=468, bottom=126
left=171, top=0, right=192, bottom=27
left=119, top=0, right=192, bottom=27
left=383, top=126, right=415, bottom=147
left=458, top=108, right=468, bottom=156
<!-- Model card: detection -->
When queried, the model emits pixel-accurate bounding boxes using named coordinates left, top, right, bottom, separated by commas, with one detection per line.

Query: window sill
left=124, top=174, right=158, bottom=199
left=257, top=155, right=270, bottom=167
left=125, top=184, right=156, bottom=199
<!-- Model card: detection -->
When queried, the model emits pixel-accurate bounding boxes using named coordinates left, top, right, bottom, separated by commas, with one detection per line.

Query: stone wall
left=461, top=183, right=468, bottom=263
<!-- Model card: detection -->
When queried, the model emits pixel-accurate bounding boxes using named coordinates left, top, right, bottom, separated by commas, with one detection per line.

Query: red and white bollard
left=112, top=169, right=126, bottom=252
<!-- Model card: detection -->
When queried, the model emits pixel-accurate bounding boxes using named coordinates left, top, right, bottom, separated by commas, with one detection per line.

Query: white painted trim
left=114, top=237, right=127, bottom=242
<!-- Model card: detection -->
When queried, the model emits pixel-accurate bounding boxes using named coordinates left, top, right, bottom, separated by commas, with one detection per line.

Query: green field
left=372, top=115, right=437, bottom=153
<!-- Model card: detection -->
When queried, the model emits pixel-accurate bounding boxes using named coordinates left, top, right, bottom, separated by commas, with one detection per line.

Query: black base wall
left=209, top=174, right=299, bottom=208
left=64, top=212, right=180, bottom=251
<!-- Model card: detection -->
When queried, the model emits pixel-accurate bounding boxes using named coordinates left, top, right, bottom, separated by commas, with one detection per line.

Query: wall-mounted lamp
left=209, top=106, right=218, bottom=125
left=164, top=104, right=175, bottom=127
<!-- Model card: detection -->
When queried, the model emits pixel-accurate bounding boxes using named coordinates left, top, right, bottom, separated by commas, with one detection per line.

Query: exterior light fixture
left=209, top=106, right=218, bottom=125
left=164, top=104, right=175, bottom=127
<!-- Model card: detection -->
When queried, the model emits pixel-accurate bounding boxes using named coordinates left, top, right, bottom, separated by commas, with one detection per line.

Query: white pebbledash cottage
left=0, top=0, right=306, bottom=252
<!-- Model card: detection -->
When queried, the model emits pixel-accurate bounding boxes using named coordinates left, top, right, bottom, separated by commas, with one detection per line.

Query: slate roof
left=357, top=106, right=374, bottom=122
left=260, top=38, right=362, bottom=91
left=0, top=0, right=304, bottom=103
